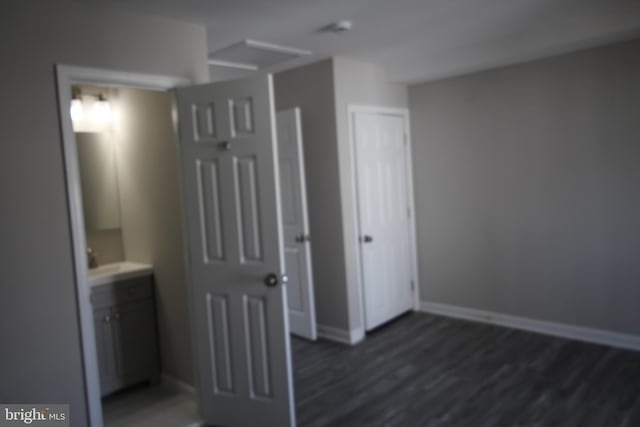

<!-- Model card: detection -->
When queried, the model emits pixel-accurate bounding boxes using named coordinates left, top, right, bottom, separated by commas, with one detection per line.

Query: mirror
left=76, top=132, right=122, bottom=230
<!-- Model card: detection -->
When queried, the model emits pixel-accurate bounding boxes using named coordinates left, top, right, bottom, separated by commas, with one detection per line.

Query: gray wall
left=332, top=57, right=409, bottom=332
left=274, top=60, right=350, bottom=331
left=115, top=88, right=193, bottom=385
left=409, top=38, right=640, bottom=334
left=0, top=1, right=207, bottom=425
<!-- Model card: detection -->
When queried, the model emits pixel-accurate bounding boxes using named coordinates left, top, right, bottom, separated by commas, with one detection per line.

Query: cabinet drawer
left=91, top=275, right=153, bottom=308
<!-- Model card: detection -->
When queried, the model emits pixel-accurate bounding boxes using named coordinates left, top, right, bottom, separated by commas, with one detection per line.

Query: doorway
left=277, top=108, right=317, bottom=341
left=57, top=66, right=198, bottom=427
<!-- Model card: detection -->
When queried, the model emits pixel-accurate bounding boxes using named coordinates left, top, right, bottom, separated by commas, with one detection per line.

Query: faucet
left=87, top=247, right=99, bottom=269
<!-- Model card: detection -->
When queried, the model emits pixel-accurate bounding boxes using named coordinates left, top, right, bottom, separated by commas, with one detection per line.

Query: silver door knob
left=362, top=235, right=373, bottom=243
left=218, top=141, right=231, bottom=151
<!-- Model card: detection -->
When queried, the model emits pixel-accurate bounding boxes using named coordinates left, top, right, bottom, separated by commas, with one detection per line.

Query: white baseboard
left=317, top=324, right=365, bottom=345
left=161, top=373, right=196, bottom=400
left=419, top=301, right=640, bottom=352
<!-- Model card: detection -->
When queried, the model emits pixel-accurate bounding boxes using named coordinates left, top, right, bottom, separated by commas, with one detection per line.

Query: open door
left=277, top=108, right=317, bottom=340
left=176, top=75, right=295, bottom=427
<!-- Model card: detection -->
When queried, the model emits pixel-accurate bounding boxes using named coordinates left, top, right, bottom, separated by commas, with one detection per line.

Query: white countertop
left=88, top=261, right=153, bottom=287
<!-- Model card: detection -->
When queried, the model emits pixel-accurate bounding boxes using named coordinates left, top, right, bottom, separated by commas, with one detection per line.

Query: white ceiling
left=88, top=0, right=640, bottom=83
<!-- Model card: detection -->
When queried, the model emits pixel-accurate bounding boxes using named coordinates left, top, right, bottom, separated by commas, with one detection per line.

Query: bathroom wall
left=114, top=87, right=194, bottom=385
left=86, top=230, right=125, bottom=265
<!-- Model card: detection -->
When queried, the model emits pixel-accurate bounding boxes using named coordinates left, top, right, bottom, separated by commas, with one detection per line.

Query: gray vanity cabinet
left=91, top=274, right=160, bottom=396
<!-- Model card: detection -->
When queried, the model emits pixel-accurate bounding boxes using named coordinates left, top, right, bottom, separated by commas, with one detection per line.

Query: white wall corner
left=161, top=374, right=197, bottom=401
left=317, top=324, right=365, bottom=346
left=419, top=300, right=640, bottom=352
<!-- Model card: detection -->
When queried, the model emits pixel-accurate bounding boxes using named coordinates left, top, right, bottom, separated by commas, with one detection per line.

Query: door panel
left=191, top=102, right=218, bottom=142
left=354, top=111, right=414, bottom=331
left=235, top=156, right=263, bottom=262
left=244, top=295, right=272, bottom=399
left=196, top=159, right=225, bottom=262
left=284, top=247, right=304, bottom=312
left=205, top=293, right=235, bottom=394
left=277, top=109, right=317, bottom=340
left=176, top=75, right=294, bottom=427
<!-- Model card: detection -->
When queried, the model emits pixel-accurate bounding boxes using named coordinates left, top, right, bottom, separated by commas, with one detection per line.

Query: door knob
left=264, top=273, right=279, bottom=287
left=295, top=233, right=310, bottom=243
left=362, top=235, right=373, bottom=243
left=218, top=141, right=231, bottom=151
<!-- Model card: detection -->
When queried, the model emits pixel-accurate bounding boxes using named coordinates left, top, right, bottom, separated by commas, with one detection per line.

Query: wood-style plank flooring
left=292, top=312, right=640, bottom=427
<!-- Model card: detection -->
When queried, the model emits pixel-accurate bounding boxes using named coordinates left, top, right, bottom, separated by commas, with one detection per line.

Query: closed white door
left=353, top=110, right=414, bottom=331
left=277, top=108, right=317, bottom=340
left=176, top=75, right=295, bottom=427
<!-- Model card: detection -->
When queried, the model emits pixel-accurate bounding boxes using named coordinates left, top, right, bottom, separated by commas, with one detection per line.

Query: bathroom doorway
left=58, top=67, right=200, bottom=427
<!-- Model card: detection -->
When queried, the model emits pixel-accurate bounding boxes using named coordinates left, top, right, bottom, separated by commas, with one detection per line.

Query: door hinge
left=407, top=207, right=411, bottom=218
left=411, top=280, right=415, bottom=291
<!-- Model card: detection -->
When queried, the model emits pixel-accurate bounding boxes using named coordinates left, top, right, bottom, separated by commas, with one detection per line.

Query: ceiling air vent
left=208, top=39, right=311, bottom=71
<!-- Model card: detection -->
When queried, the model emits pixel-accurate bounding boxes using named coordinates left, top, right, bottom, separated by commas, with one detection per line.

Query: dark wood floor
left=292, top=312, right=640, bottom=427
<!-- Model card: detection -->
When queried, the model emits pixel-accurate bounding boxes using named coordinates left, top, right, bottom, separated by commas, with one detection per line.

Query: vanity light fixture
left=70, top=93, right=112, bottom=126
left=91, top=94, right=112, bottom=125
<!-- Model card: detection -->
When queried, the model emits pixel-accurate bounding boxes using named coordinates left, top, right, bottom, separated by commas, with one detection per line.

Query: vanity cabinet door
left=111, top=299, right=160, bottom=385
left=91, top=274, right=160, bottom=396
left=93, top=306, right=118, bottom=396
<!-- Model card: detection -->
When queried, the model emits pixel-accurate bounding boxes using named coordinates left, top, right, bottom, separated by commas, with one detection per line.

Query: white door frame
left=348, top=105, right=420, bottom=334
left=55, top=65, right=190, bottom=427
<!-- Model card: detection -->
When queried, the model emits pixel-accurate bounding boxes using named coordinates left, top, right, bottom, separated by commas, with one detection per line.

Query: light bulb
left=70, top=98, right=84, bottom=123
left=92, top=97, right=112, bottom=124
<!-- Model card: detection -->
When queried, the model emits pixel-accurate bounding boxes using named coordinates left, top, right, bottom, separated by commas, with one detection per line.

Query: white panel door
left=176, top=75, right=295, bottom=427
left=353, top=111, right=414, bottom=331
left=277, top=108, right=317, bottom=340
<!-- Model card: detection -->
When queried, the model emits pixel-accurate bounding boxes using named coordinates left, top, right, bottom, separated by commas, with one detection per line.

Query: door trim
left=55, top=65, right=190, bottom=427
left=348, top=105, right=420, bottom=334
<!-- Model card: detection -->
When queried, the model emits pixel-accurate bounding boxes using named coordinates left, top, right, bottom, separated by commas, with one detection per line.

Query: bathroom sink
left=88, top=261, right=153, bottom=287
